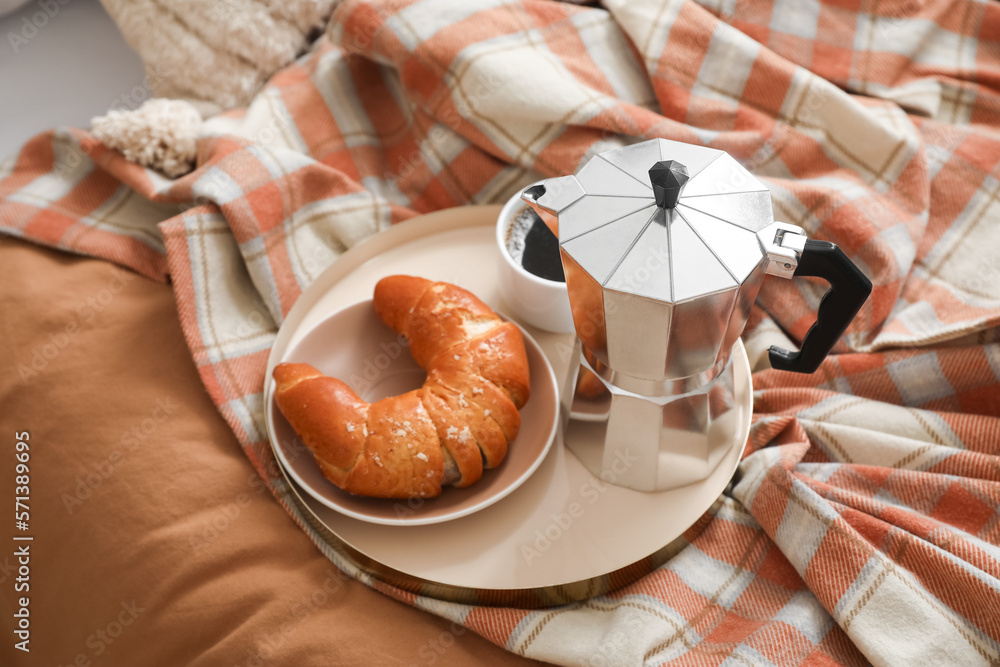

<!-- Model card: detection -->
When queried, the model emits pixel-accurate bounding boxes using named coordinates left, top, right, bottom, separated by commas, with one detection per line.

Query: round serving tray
left=263, top=206, right=752, bottom=607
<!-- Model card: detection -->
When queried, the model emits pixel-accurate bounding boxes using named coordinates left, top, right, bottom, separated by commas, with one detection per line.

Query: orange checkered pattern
left=2, top=0, right=998, bottom=664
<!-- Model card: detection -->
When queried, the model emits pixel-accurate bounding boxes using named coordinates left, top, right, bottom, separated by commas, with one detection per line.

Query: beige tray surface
left=263, top=206, right=752, bottom=604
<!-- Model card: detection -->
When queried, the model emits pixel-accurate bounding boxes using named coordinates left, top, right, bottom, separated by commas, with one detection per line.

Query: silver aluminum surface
left=524, top=138, right=809, bottom=492
left=565, top=350, right=739, bottom=493
left=523, top=137, right=805, bottom=385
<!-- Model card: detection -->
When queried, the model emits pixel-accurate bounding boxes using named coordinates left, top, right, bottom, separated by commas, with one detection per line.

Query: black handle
left=769, top=240, right=873, bottom=374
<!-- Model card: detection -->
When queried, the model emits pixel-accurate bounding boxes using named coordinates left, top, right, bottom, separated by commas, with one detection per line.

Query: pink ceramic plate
left=268, top=299, right=560, bottom=526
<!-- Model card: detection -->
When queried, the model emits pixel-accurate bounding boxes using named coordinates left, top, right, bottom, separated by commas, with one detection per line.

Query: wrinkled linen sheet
left=2, top=1, right=999, bottom=665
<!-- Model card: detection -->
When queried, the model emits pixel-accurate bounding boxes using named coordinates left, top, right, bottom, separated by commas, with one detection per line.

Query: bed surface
left=2, top=0, right=999, bottom=664
left=0, top=238, right=542, bottom=666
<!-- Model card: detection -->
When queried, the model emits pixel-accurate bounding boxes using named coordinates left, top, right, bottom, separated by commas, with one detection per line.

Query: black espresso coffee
left=504, top=207, right=565, bottom=283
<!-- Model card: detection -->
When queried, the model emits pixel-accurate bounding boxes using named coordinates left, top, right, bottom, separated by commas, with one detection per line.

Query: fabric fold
left=2, top=0, right=999, bottom=665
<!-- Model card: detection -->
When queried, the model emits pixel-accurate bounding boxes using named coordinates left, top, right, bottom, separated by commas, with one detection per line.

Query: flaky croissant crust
left=272, top=276, right=531, bottom=499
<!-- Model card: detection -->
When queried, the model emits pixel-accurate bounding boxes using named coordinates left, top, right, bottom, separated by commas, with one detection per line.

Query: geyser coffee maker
left=523, top=138, right=871, bottom=492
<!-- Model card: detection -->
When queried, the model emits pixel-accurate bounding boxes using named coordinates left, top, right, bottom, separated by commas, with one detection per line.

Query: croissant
left=272, top=275, right=531, bottom=499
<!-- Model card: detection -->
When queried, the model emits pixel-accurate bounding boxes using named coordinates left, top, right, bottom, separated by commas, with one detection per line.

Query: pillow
left=98, top=0, right=337, bottom=114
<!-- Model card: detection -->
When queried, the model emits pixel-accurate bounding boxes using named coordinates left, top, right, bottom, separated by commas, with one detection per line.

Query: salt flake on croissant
left=272, top=275, right=531, bottom=499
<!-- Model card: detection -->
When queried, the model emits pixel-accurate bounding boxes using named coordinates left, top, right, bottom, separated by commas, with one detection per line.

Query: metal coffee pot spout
left=522, top=139, right=872, bottom=492
left=521, top=176, right=582, bottom=238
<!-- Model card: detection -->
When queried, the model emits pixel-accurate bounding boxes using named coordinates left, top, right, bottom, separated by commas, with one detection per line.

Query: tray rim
left=262, top=205, right=752, bottom=607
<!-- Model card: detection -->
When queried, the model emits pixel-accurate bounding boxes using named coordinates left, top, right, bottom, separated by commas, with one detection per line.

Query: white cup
left=495, top=186, right=575, bottom=334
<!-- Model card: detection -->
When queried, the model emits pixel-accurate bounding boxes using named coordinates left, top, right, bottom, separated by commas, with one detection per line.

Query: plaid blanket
left=3, top=0, right=999, bottom=664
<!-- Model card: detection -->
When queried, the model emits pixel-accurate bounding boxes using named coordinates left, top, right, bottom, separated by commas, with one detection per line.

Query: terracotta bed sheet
left=0, top=239, right=542, bottom=667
